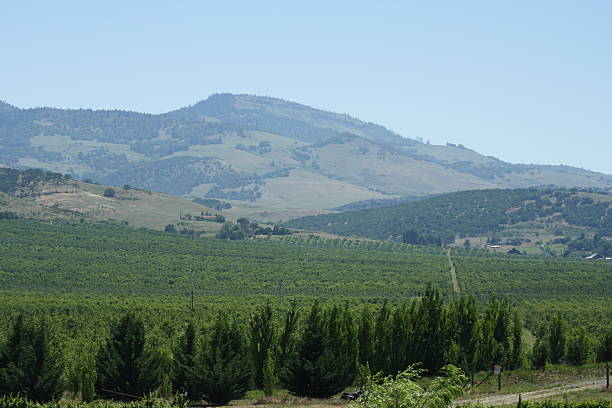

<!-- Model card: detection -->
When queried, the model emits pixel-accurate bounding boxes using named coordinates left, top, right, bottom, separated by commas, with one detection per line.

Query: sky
left=2, top=1, right=611, bottom=173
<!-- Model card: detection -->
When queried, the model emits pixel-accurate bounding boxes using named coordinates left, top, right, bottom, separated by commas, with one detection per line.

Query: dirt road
left=455, top=379, right=607, bottom=406
left=447, top=248, right=460, bottom=294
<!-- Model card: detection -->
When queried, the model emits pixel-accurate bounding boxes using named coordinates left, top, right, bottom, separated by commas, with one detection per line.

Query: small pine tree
left=284, top=301, right=354, bottom=398
left=96, top=313, right=146, bottom=395
left=190, top=313, right=251, bottom=404
left=598, top=327, right=612, bottom=362
left=548, top=313, right=566, bottom=364
left=174, top=321, right=198, bottom=398
left=0, top=315, right=63, bottom=401
left=250, top=302, right=275, bottom=389
left=566, top=328, right=591, bottom=366
left=532, top=335, right=550, bottom=369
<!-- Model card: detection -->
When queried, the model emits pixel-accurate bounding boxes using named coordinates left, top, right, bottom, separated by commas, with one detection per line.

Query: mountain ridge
left=1, top=93, right=611, bottom=221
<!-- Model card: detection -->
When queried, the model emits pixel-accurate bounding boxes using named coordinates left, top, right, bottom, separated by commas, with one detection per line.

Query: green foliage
left=249, top=302, right=275, bottom=388
left=0, top=218, right=452, bottom=298
left=0, top=315, right=62, bottom=401
left=96, top=313, right=146, bottom=395
left=189, top=313, right=251, bottom=404
left=284, top=301, right=355, bottom=398
left=349, top=365, right=465, bottom=408
left=102, top=188, right=116, bottom=198
left=262, top=353, right=276, bottom=397
left=286, top=188, right=612, bottom=240
left=566, top=328, right=592, bottom=366
left=173, top=321, right=197, bottom=397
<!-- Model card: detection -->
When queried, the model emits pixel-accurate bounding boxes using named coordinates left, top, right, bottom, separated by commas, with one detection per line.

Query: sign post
left=493, top=364, right=502, bottom=391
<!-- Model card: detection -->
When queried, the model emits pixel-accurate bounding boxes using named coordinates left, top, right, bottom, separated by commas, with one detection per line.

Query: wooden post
left=493, top=363, right=502, bottom=391
left=606, top=363, right=610, bottom=389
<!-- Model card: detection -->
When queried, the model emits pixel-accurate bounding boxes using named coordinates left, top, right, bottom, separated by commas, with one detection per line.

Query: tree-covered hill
left=1, top=94, right=611, bottom=221
left=285, top=187, right=612, bottom=244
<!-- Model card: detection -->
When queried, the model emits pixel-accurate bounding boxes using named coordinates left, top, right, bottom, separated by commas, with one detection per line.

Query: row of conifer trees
left=0, top=285, right=609, bottom=403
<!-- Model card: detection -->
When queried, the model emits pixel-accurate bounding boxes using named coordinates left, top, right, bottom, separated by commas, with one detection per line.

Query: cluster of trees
left=1, top=286, right=572, bottom=404
left=191, top=198, right=232, bottom=210
left=566, top=233, right=612, bottom=257
left=178, top=211, right=225, bottom=223
left=217, top=218, right=291, bottom=240
left=402, top=229, right=452, bottom=247
left=0, top=168, right=65, bottom=194
left=532, top=313, right=612, bottom=368
left=0, top=211, right=19, bottom=220
left=286, top=188, right=612, bottom=242
left=235, top=140, right=272, bottom=154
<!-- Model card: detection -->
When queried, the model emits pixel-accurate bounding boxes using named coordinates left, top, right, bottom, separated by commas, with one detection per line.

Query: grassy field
left=1, top=179, right=226, bottom=231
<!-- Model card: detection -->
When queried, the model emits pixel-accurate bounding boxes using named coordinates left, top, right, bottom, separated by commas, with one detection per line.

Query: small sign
left=493, top=364, right=502, bottom=375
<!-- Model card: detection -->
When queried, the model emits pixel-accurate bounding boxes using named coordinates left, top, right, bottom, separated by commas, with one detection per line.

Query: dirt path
left=447, top=248, right=460, bottom=294
left=455, top=379, right=607, bottom=406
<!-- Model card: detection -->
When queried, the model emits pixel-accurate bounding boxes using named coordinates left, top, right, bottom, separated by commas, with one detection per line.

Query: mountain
left=285, top=187, right=612, bottom=251
left=1, top=93, right=611, bottom=221
left=0, top=167, right=226, bottom=231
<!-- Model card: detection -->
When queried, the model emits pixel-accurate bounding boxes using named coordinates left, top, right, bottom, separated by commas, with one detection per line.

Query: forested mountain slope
left=1, top=94, right=611, bottom=220
left=285, top=187, right=612, bottom=245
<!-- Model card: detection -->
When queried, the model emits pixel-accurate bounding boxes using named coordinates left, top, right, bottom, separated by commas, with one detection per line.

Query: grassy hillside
left=2, top=94, right=611, bottom=221
left=0, top=167, right=225, bottom=231
left=285, top=187, right=612, bottom=248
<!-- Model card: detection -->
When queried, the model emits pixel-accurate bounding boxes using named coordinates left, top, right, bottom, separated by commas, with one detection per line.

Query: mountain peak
left=0, top=100, right=18, bottom=112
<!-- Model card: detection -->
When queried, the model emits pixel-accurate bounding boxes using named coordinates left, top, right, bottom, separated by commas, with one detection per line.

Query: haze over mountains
left=1, top=94, right=611, bottom=220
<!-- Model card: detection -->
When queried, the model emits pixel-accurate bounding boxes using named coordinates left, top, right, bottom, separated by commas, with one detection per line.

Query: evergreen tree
left=284, top=301, right=353, bottom=398
left=532, top=328, right=550, bottom=369
left=0, top=315, right=62, bottom=401
left=190, top=313, right=251, bottom=404
left=372, top=301, right=391, bottom=374
left=96, top=313, right=146, bottom=395
left=548, top=313, right=567, bottom=364
left=415, top=284, right=448, bottom=374
left=598, top=327, right=612, bottom=362
left=250, top=302, right=276, bottom=389
left=509, top=311, right=523, bottom=369
left=174, top=321, right=198, bottom=398
left=357, top=307, right=374, bottom=367
left=566, top=328, right=591, bottom=366
left=276, top=301, right=299, bottom=381
left=451, top=294, right=480, bottom=375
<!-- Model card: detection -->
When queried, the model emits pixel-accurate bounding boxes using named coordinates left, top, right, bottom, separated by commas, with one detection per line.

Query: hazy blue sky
left=2, top=1, right=611, bottom=173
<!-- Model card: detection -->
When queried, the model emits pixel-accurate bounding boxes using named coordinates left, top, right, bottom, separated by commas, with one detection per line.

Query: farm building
left=507, top=248, right=522, bottom=255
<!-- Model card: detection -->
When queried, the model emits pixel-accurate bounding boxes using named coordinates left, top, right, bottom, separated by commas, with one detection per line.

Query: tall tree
left=416, top=284, right=448, bottom=374
left=96, top=313, right=146, bottom=395
left=190, top=313, right=251, bottom=404
left=0, top=315, right=62, bottom=401
left=548, top=312, right=567, bottom=364
left=250, top=302, right=276, bottom=389
left=174, top=321, right=198, bottom=398
left=276, top=301, right=299, bottom=381
left=566, top=328, right=591, bottom=366
left=284, top=301, right=353, bottom=398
